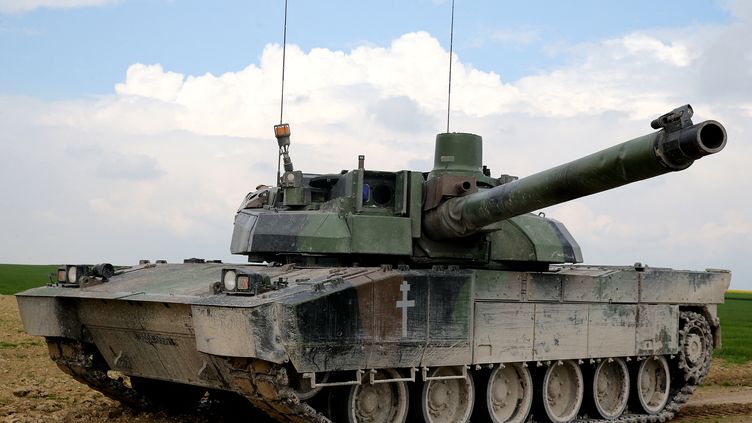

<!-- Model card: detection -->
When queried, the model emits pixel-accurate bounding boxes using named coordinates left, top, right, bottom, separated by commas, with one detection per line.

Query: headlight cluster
left=57, top=263, right=114, bottom=286
left=58, top=265, right=87, bottom=285
left=219, top=268, right=272, bottom=295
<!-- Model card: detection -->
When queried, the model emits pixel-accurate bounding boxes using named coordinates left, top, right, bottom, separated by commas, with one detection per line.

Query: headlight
left=57, top=268, right=67, bottom=283
left=64, top=264, right=90, bottom=284
left=67, top=266, right=78, bottom=283
left=237, top=274, right=250, bottom=290
left=223, top=270, right=237, bottom=291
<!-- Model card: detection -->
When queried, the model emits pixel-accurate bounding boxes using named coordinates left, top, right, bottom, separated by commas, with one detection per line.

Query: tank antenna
left=274, top=0, right=293, bottom=187
left=279, top=0, right=288, bottom=125
left=446, top=0, right=455, bottom=133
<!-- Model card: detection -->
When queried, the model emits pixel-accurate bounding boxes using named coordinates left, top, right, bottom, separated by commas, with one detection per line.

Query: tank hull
left=16, top=262, right=729, bottom=422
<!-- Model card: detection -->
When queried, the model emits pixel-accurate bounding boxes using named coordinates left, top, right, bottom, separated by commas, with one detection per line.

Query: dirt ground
left=2, top=295, right=752, bottom=423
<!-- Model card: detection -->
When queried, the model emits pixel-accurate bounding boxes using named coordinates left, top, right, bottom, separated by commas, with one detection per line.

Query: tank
left=16, top=104, right=731, bottom=423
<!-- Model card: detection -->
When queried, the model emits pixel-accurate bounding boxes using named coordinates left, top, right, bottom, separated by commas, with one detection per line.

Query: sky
left=0, top=0, right=750, bottom=289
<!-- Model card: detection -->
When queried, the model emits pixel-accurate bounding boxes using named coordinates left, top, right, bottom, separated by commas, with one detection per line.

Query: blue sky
left=0, top=0, right=732, bottom=98
left=0, top=0, right=750, bottom=289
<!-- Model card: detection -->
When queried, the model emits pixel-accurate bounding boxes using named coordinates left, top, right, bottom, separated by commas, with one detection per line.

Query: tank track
left=575, top=311, right=712, bottom=423
left=46, top=311, right=712, bottom=423
left=45, top=337, right=329, bottom=422
left=223, top=358, right=330, bottom=423
left=45, top=337, right=150, bottom=409
left=573, top=385, right=696, bottom=423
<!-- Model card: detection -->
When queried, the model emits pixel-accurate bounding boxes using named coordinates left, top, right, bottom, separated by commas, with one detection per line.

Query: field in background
left=715, top=290, right=752, bottom=363
left=0, top=264, right=57, bottom=295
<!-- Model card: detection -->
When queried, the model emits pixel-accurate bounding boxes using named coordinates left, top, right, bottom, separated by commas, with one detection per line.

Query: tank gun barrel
left=424, top=105, right=727, bottom=240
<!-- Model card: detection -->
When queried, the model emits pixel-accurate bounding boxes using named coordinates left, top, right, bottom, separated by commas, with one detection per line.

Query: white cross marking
left=395, top=281, right=415, bottom=337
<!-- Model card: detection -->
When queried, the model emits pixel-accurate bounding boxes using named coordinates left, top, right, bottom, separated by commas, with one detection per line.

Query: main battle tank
left=17, top=104, right=730, bottom=423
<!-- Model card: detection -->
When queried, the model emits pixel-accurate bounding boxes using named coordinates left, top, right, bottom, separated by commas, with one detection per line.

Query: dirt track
left=2, top=295, right=752, bottom=423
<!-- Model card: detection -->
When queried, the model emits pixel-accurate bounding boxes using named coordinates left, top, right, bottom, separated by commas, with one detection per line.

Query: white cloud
left=610, top=33, right=693, bottom=66
left=695, top=211, right=752, bottom=241
left=545, top=202, right=633, bottom=244
left=724, top=0, right=752, bottom=20
left=1, top=14, right=751, bottom=287
left=80, top=30, right=711, bottom=135
left=115, top=64, right=185, bottom=103
left=0, top=0, right=118, bottom=13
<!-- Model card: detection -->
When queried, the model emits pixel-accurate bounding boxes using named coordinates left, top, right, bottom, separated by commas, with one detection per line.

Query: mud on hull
left=41, top=310, right=713, bottom=422
left=17, top=263, right=729, bottom=422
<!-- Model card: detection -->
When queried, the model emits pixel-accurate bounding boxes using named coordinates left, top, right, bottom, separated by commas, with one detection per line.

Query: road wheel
left=421, top=367, right=475, bottom=423
left=333, top=368, right=409, bottom=423
left=591, top=358, right=629, bottom=419
left=634, top=356, right=671, bottom=414
left=541, top=360, right=583, bottom=423
left=486, top=363, right=533, bottom=423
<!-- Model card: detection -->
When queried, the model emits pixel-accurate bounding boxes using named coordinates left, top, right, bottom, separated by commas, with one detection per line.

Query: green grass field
left=714, top=290, right=752, bottom=363
left=0, top=264, right=57, bottom=295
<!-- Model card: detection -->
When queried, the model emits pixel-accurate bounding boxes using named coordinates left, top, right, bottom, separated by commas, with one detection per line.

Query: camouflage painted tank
left=17, top=104, right=730, bottom=423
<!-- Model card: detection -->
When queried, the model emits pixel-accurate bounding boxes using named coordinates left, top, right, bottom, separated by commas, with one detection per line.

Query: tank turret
left=230, top=105, right=726, bottom=269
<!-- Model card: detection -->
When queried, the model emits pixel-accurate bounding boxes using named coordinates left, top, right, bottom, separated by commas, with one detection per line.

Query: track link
left=224, top=358, right=330, bottom=423
left=46, top=337, right=150, bottom=409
